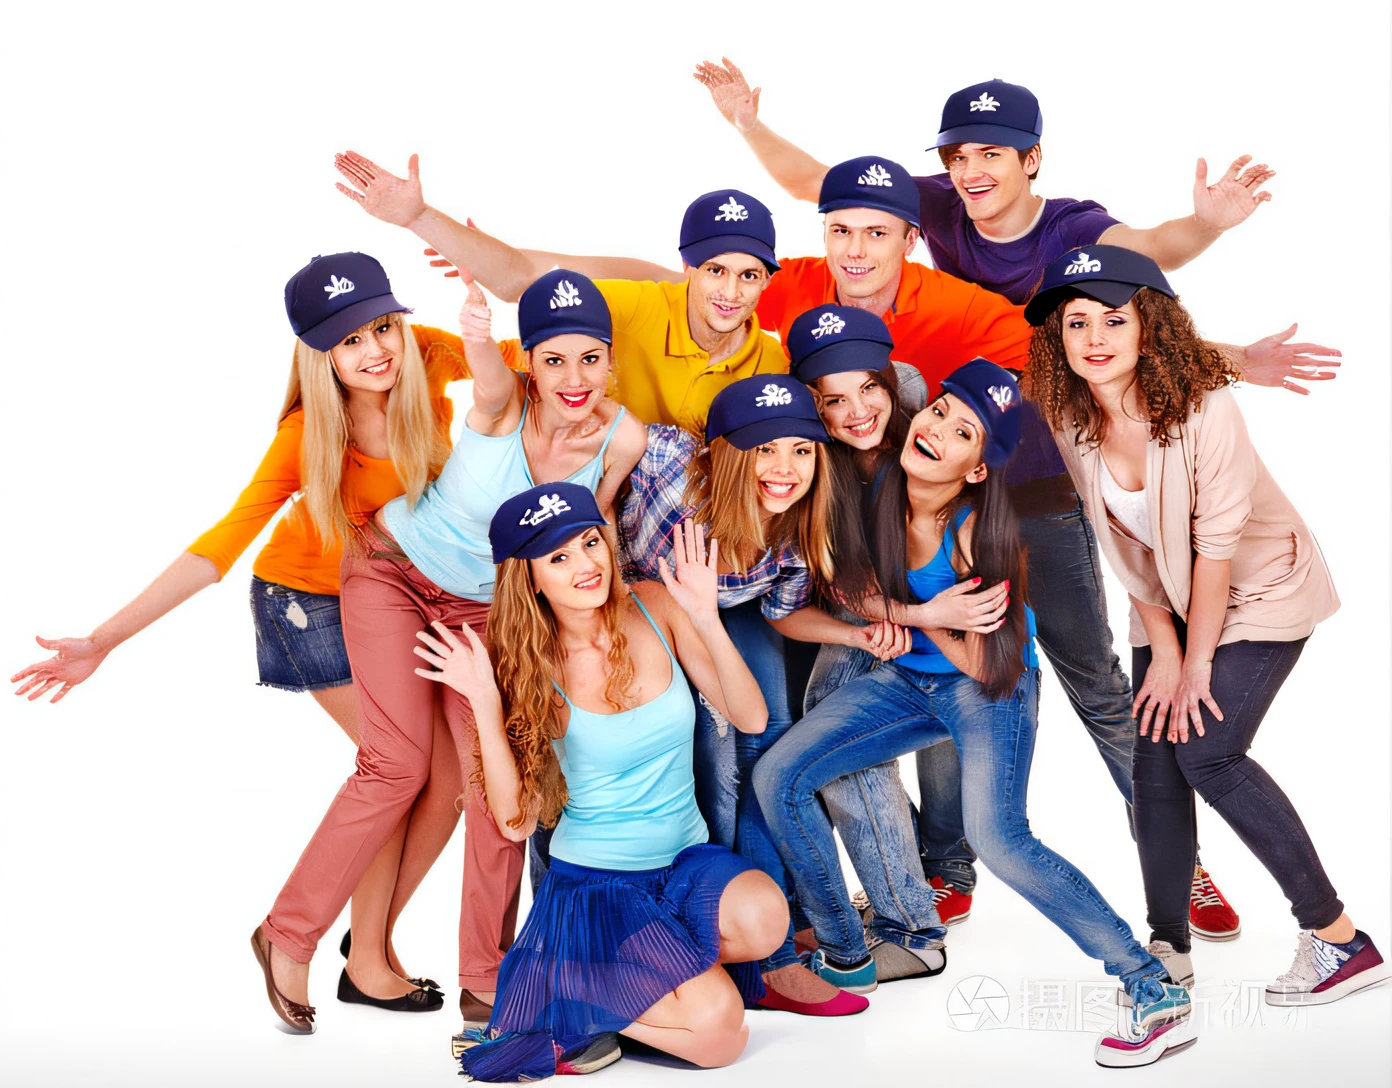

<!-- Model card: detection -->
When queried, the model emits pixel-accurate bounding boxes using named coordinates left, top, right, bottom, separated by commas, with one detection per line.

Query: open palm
left=657, top=520, right=719, bottom=622
left=1192, top=155, right=1275, bottom=233
left=334, top=151, right=426, bottom=228
left=693, top=57, right=761, bottom=133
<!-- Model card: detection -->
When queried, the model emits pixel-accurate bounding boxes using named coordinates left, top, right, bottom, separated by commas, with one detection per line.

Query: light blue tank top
left=548, top=594, right=708, bottom=871
left=383, top=401, right=625, bottom=601
left=898, top=505, right=1039, bottom=673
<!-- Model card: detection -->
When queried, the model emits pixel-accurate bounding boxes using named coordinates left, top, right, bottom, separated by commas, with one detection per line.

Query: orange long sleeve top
left=187, top=325, right=521, bottom=596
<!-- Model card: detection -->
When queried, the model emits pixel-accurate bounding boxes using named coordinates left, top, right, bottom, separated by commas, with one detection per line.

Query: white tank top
left=1099, top=454, right=1152, bottom=548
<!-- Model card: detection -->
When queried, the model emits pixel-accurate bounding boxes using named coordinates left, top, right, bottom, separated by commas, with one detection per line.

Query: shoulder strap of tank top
left=596, top=405, right=627, bottom=461
left=630, top=591, right=676, bottom=661
left=943, top=503, right=973, bottom=561
left=550, top=677, right=575, bottom=709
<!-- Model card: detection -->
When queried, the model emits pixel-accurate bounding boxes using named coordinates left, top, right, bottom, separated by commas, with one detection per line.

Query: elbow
left=738, top=704, right=770, bottom=735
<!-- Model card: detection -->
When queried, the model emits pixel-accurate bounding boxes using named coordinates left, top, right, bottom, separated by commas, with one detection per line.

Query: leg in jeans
left=753, top=663, right=949, bottom=966
left=1134, top=633, right=1342, bottom=950
left=944, top=668, right=1163, bottom=993
left=1020, top=501, right=1136, bottom=805
left=914, top=741, right=978, bottom=893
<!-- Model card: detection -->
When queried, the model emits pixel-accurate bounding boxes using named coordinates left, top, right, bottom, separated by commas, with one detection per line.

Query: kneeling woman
left=752, top=359, right=1195, bottom=1068
left=1026, top=245, right=1386, bottom=1009
left=416, top=483, right=788, bottom=1081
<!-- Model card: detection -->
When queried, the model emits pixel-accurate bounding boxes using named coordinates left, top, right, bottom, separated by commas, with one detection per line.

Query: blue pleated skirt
left=459, top=843, right=766, bottom=1081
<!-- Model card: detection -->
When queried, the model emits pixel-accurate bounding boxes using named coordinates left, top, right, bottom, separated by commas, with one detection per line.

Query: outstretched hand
left=693, top=57, right=761, bottom=133
left=1240, top=324, right=1341, bottom=395
left=334, top=151, right=426, bottom=228
left=457, top=269, right=492, bottom=344
left=11, top=635, right=109, bottom=703
left=413, top=620, right=500, bottom=705
left=1192, top=155, right=1275, bottom=234
left=657, top=520, right=719, bottom=623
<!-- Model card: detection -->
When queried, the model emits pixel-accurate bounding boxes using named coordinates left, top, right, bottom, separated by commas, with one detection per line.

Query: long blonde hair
left=682, top=437, right=838, bottom=588
left=480, top=539, right=636, bottom=831
left=279, top=312, right=449, bottom=549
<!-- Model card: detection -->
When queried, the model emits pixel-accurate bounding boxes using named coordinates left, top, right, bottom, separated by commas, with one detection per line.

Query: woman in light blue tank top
left=754, top=361, right=1193, bottom=1060
left=414, top=482, right=789, bottom=1080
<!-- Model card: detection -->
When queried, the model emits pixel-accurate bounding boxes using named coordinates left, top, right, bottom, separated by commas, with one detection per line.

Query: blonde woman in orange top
left=11, top=252, right=509, bottom=1007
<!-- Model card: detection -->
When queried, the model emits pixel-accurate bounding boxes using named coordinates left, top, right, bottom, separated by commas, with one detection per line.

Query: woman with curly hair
left=417, top=483, right=787, bottom=1081
left=1026, top=245, right=1387, bottom=1010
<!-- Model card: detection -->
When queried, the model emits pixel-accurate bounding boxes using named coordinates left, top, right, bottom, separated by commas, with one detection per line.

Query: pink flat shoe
left=755, top=987, right=869, bottom=1017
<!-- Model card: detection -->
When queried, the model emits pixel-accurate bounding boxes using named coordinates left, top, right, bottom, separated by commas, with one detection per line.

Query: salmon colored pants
left=263, top=539, right=525, bottom=990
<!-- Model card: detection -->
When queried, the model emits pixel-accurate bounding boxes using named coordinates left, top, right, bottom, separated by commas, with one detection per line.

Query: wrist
left=408, top=204, right=439, bottom=238
left=88, top=626, right=122, bottom=654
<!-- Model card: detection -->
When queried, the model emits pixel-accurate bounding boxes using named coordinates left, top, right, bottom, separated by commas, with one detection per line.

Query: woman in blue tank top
left=414, top=482, right=788, bottom=1081
left=752, top=360, right=1196, bottom=1068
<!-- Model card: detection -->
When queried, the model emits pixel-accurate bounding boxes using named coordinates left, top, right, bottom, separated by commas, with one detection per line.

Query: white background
left=2, top=2, right=1388, bottom=1085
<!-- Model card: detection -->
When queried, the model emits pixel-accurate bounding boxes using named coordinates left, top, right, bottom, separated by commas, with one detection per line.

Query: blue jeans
left=755, top=662, right=1165, bottom=995
left=692, top=598, right=799, bottom=970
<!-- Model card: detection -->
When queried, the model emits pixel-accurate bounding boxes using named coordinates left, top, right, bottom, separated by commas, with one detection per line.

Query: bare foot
left=345, top=953, right=418, bottom=1000
left=269, top=941, right=311, bottom=1006
left=762, top=962, right=840, bottom=1003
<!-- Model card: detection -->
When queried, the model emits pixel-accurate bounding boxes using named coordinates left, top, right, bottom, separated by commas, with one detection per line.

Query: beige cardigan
left=1054, top=388, right=1339, bottom=647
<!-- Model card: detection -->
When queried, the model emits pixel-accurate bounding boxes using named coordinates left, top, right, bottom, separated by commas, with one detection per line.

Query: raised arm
left=334, top=153, right=679, bottom=300
left=1099, top=155, right=1274, bottom=272
left=693, top=57, right=829, bottom=203
left=652, top=521, right=767, bottom=733
left=455, top=270, right=522, bottom=430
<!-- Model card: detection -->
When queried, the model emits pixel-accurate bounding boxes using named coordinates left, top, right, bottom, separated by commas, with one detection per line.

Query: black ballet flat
left=339, top=928, right=442, bottom=993
left=336, top=968, right=444, bottom=1012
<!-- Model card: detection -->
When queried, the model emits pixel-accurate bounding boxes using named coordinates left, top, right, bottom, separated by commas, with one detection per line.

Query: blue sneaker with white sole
left=801, top=948, right=878, bottom=994
left=1095, top=980, right=1195, bottom=1069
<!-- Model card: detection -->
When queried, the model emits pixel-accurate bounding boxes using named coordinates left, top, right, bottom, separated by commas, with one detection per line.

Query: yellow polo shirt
left=596, top=279, right=788, bottom=434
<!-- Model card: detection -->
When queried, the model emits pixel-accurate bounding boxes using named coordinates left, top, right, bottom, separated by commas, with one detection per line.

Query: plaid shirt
left=619, top=425, right=812, bottom=620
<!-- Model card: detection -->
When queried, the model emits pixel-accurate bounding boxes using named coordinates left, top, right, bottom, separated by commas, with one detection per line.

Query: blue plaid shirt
left=620, top=425, right=812, bottom=620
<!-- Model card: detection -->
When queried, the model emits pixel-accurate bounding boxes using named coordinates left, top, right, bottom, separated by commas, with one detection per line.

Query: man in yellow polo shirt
left=333, top=151, right=786, bottom=433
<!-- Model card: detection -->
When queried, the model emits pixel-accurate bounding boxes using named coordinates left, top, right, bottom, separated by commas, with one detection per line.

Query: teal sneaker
left=1095, top=981, right=1195, bottom=1069
left=802, top=949, right=878, bottom=994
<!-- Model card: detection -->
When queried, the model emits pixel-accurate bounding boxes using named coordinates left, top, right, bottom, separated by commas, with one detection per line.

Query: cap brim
left=679, top=237, right=780, bottom=275
left=298, top=293, right=412, bottom=351
left=520, top=325, right=613, bottom=351
left=719, top=416, right=829, bottom=451
left=931, top=123, right=1040, bottom=151
left=817, top=197, right=920, bottom=232
left=938, top=379, right=1014, bottom=468
left=792, top=339, right=894, bottom=383
left=1023, top=280, right=1150, bottom=326
left=499, top=517, right=610, bottom=563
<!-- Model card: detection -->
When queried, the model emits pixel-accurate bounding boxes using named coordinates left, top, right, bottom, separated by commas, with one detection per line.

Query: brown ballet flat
left=250, top=925, right=316, bottom=1035
left=450, top=989, right=495, bottom=1058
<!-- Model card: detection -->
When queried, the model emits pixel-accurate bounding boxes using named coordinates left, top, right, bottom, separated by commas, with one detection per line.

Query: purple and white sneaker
left=1265, top=929, right=1391, bottom=1006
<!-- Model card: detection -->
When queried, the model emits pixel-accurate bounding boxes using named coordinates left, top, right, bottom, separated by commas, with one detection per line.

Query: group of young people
left=14, top=64, right=1387, bottom=1079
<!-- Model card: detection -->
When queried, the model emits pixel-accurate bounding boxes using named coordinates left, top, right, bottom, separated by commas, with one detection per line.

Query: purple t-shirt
left=914, top=173, right=1120, bottom=485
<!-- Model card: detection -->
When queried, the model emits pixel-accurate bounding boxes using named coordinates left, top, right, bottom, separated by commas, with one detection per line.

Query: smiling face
left=684, top=251, right=771, bottom=336
left=751, top=436, right=819, bottom=515
left=823, top=207, right=920, bottom=303
left=528, top=526, right=612, bottom=612
left=1060, top=297, right=1142, bottom=388
left=943, top=143, right=1041, bottom=224
left=329, top=314, right=407, bottom=393
left=528, top=333, right=613, bottom=417
left=814, top=370, right=893, bottom=449
left=902, top=393, right=988, bottom=485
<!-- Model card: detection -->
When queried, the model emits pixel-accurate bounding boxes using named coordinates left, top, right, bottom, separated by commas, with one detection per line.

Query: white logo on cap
left=1064, top=252, right=1102, bottom=276
left=755, top=383, right=793, bottom=408
left=549, top=280, right=583, bottom=309
left=988, top=385, right=1014, bottom=411
left=969, top=92, right=1001, bottom=112
left=519, top=492, right=572, bottom=527
left=714, top=196, right=749, bottom=222
left=811, top=312, right=846, bottom=339
left=857, top=164, right=894, bottom=187
left=324, top=275, right=355, bottom=300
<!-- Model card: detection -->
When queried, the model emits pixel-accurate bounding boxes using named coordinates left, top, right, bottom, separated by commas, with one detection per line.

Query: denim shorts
left=249, top=575, right=353, bottom=692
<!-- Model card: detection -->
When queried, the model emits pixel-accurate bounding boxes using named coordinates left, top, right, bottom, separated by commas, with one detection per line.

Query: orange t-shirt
left=756, top=257, right=1032, bottom=395
left=187, top=325, right=521, bottom=596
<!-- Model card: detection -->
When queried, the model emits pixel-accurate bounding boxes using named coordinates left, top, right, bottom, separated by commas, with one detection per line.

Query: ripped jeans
left=249, top=575, right=353, bottom=691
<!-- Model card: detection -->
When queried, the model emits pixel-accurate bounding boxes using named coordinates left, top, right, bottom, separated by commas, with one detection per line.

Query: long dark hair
left=870, top=445, right=1029, bottom=701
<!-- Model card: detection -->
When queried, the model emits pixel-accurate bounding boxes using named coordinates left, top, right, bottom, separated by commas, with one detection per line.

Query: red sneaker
left=1189, top=866, right=1241, bottom=941
left=929, top=876, right=973, bottom=926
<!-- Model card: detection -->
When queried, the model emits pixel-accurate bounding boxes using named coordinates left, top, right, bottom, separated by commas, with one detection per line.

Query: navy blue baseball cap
left=489, top=482, right=609, bottom=563
left=705, top=374, right=830, bottom=451
left=937, top=359, right=1022, bottom=469
left=679, top=190, right=780, bottom=275
left=517, top=269, right=613, bottom=351
left=1023, top=245, right=1176, bottom=326
left=818, top=156, right=921, bottom=231
left=284, top=252, right=412, bottom=351
left=932, top=79, right=1042, bottom=151
left=787, top=305, right=894, bottom=384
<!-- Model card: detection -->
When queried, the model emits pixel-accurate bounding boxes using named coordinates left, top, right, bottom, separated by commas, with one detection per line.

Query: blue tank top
left=383, top=400, right=625, bottom=601
left=548, top=594, right=708, bottom=871
left=897, top=505, right=1039, bottom=673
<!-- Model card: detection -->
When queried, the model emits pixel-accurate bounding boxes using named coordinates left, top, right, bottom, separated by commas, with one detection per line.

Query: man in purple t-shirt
left=696, top=59, right=1341, bottom=945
